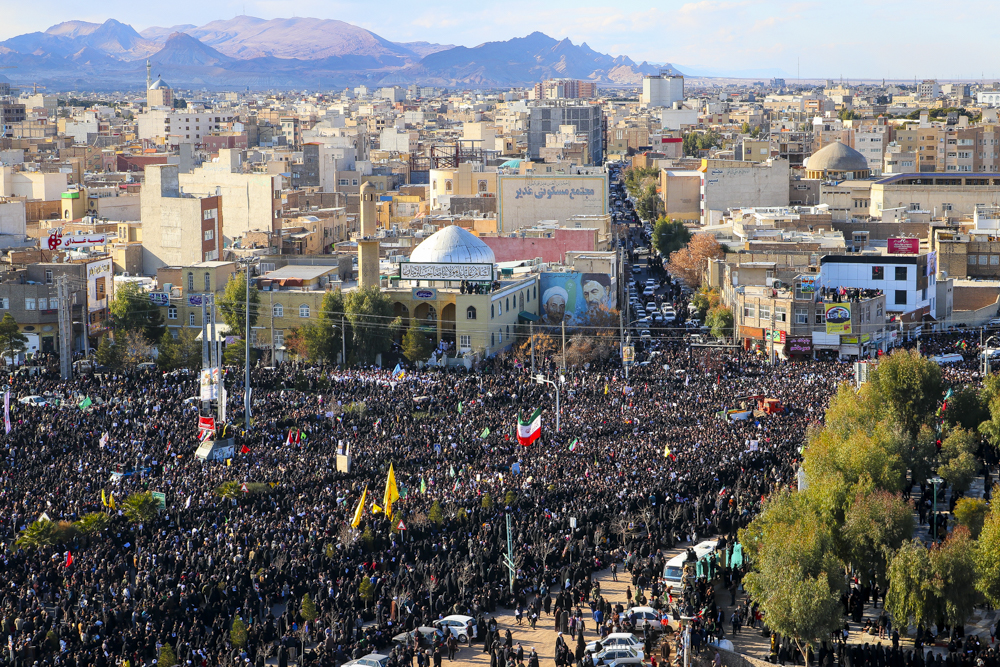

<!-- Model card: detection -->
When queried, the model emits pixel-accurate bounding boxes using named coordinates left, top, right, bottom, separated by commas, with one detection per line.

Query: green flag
left=78, top=396, right=92, bottom=411
left=420, top=477, right=426, bottom=494
left=479, top=427, right=490, bottom=438
left=569, top=438, right=579, bottom=452
left=458, top=402, right=463, bottom=414
left=449, top=465, right=455, bottom=478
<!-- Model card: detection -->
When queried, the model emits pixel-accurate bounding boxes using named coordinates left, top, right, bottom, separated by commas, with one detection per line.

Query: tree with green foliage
left=622, top=166, right=659, bottom=198
left=886, top=539, right=937, bottom=629
left=402, top=322, right=433, bottom=363
left=938, top=427, right=979, bottom=494
left=975, top=489, right=1000, bottom=606
left=358, top=577, right=374, bottom=607
left=95, top=333, right=122, bottom=369
left=74, top=512, right=109, bottom=536
left=300, top=593, right=318, bottom=623
left=344, top=286, right=400, bottom=365
left=15, top=519, right=61, bottom=550
left=156, top=330, right=178, bottom=371
left=158, top=643, right=177, bottom=667
left=651, top=218, right=691, bottom=259
left=953, top=497, right=989, bottom=539
left=298, top=290, right=346, bottom=364
left=428, top=500, right=444, bottom=525
left=230, top=618, right=248, bottom=649
left=109, top=281, right=163, bottom=340
left=0, top=313, right=27, bottom=365
left=691, top=287, right=720, bottom=321
left=865, top=348, right=943, bottom=439
left=123, top=491, right=159, bottom=524
left=682, top=130, right=722, bottom=156
left=218, top=271, right=260, bottom=336
left=706, top=305, right=733, bottom=340
left=842, top=489, right=913, bottom=587
left=481, top=493, right=494, bottom=509
left=635, top=183, right=664, bottom=222
left=504, top=490, right=518, bottom=507
left=931, top=527, right=980, bottom=628
left=739, top=492, right=843, bottom=665
left=223, top=339, right=259, bottom=368
left=943, top=385, right=988, bottom=431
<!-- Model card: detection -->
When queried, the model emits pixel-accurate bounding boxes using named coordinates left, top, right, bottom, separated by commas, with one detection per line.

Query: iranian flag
left=517, top=408, right=542, bottom=446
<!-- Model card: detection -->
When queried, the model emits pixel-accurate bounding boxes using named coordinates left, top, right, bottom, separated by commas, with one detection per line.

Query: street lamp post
left=927, top=475, right=944, bottom=541
left=984, top=336, right=999, bottom=376
left=534, top=373, right=561, bottom=433
left=237, top=257, right=258, bottom=431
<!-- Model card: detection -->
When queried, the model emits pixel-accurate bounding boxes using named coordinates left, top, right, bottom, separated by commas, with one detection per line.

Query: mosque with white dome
left=385, top=224, right=541, bottom=358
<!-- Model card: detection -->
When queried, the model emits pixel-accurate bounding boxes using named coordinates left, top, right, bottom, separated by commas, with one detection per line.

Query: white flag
left=185, top=495, right=191, bottom=509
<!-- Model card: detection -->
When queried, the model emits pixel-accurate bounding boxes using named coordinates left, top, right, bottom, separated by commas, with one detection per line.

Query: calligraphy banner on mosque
left=400, top=262, right=494, bottom=281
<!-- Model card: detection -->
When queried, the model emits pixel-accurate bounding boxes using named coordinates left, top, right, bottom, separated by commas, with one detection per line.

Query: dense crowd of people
left=0, top=328, right=989, bottom=667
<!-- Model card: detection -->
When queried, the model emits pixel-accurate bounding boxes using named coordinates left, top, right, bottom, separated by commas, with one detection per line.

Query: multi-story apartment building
left=137, top=109, right=237, bottom=147
left=531, top=79, right=597, bottom=100
left=525, top=102, right=603, bottom=165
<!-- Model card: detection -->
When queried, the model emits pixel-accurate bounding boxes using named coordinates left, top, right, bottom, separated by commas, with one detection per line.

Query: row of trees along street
left=90, top=277, right=403, bottom=371
left=739, top=349, right=1000, bottom=664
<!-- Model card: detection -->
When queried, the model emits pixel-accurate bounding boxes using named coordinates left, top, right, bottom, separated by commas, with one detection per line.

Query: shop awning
left=518, top=311, right=539, bottom=322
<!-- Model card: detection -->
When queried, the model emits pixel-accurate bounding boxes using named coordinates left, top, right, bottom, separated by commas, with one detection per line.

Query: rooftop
left=263, top=265, right=338, bottom=281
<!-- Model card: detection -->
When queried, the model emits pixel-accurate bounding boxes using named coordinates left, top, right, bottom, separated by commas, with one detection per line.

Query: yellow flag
left=109, top=493, right=116, bottom=510
left=101, top=489, right=107, bottom=507
left=351, top=485, right=368, bottom=528
left=372, top=502, right=383, bottom=515
left=604, top=384, right=608, bottom=395
left=664, top=444, right=671, bottom=458
left=383, top=463, right=399, bottom=519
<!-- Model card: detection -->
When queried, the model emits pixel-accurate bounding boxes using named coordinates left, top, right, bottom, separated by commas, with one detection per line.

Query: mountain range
left=0, top=16, right=666, bottom=90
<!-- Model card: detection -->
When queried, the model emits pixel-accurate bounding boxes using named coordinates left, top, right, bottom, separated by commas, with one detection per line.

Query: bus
left=662, top=540, right=719, bottom=587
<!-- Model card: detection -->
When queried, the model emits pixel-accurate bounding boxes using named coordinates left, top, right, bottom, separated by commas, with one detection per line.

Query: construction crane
left=30, top=83, right=46, bottom=94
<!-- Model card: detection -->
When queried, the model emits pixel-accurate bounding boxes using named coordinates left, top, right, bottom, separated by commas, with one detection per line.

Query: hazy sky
left=2, top=0, right=997, bottom=79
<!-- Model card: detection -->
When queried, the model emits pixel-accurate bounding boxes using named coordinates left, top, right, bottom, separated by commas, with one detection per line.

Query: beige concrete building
left=429, top=163, right=498, bottom=210
left=141, top=164, right=223, bottom=275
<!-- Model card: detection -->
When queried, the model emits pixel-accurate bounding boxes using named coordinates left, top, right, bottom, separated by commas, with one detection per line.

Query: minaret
left=146, top=60, right=151, bottom=91
left=358, top=182, right=381, bottom=289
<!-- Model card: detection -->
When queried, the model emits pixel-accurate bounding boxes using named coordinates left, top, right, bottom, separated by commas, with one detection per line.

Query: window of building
left=491, top=304, right=494, bottom=318
left=204, top=274, right=211, bottom=291
left=478, top=180, right=488, bottom=193
left=187, top=272, right=194, bottom=292
left=37, top=298, right=47, bottom=310
left=815, top=309, right=824, bottom=324
left=460, top=335, right=471, bottom=350
left=506, top=297, right=510, bottom=312
left=895, top=266, right=907, bottom=280
left=170, top=329, right=179, bottom=339
left=274, top=330, right=284, bottom=348
left=250, top=330, right=258, bottom=347
left=45, top=270, right=52, bottom=284
left=895, top=290, right=907, bottom=305
left=24, top=298, right=34, bottom=310
left=299, top=304, right=310, bottom=318
left=795, top=307, right=808, bottom=324
left=467, top=306, right=477, bottom=320
left=273, top=303, right=283, bottom=317
left=497, top=301, right=502, bottom=316
left=0, top=298, right=8, bottom=309
left=168, top=306, right=177, bottom=320
left=204, top=230, right=214, bottom=241
left=872, top=266, right=884, bottom=280
left=189, top=312, right=196, bottom=326
left=491, top=333, right=495, bottom=347
left=969, top=255, right=978, bottom=265
left=445, top=180, right=453, bottom=192
left=743, top=304, right=755, bottom=318
left=758, top=304, right=771, bottom=320
left=498, top=330, right=503, bottom=344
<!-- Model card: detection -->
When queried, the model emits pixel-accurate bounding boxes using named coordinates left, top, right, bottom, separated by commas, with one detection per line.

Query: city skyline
left=2, top=0, right=999, bottom=81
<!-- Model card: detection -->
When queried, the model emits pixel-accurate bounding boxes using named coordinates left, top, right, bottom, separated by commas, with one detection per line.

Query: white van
left=930, top=353, right=965, bottom=365
left=662, top=540, right=718, bottom=586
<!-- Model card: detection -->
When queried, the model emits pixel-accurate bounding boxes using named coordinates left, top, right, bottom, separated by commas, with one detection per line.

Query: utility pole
left=530, top=321, right=535, bottom=375
left=242, top=259, right=254, bottom=431
left=770, top=305, right=776, bottom=365
left=56, top=275, right=71, bottom=381
left=561, top=320, right=566, bottom=371
left=269, top=291, right=275, bottom=367
left=341, top=316, right=346, bottom=366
